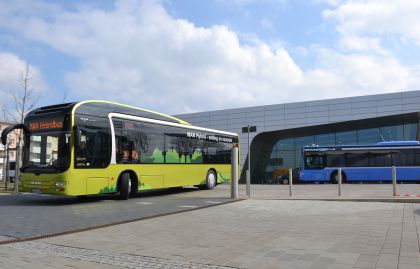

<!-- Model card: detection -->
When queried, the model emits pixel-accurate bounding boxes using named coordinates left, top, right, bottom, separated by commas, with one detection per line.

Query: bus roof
left=27, top=100, right=191, bottom=125
left=303, top=141, right=420, bottom=151
left=73, top=100, right=191, bottom=125
left=376, top=141, right=420, bottom=145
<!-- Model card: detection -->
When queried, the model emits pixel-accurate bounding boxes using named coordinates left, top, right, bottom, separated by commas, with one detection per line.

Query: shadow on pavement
left=0, top=187, right=201, bottom=206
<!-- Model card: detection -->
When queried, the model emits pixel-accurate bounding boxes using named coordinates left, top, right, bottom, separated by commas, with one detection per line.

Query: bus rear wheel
left=204, top=170, right=217, bottom=190
left=118, top=173, right=131, bottom=200
left=331, top=171, right=346, bottom=184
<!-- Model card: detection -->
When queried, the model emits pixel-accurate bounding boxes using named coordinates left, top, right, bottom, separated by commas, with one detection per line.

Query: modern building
left=176, top=90, right=420, bottom=183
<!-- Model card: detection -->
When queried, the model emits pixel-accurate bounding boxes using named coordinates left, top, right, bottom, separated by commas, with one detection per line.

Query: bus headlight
left=55, top=182, right=66, bottom=187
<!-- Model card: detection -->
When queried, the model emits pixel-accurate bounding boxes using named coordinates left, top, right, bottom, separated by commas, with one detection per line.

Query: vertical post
left=15, top=144, right=20, bottom=194
left=246, top=125, right=251, bottom=198
left=1, top=154, right=5, bottom=184
left=289, top=168, right=293, bottom=196
left=5, top=145, right=9, bottom=190
left=231, top=145, right=239, bottom=199
left=338, top=168, right=342, bottom=196
left=392, top=166, right=397, bottom=196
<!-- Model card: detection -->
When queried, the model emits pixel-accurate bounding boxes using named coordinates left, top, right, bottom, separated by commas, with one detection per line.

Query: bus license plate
left=31, top=189, right=42, bottom=194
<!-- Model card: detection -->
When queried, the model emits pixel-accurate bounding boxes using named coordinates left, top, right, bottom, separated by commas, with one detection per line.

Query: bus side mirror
left=1, top=123, right=27, bottom=145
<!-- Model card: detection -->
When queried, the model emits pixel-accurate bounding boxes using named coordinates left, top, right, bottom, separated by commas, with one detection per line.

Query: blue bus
left=300, top=141, right=420, bottom=183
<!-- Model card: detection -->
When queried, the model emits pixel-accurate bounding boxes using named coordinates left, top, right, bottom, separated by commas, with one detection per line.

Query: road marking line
left=136, top=202, right=154, bottom=205
left=179, top=205, right=199, bottom=208
left=206, top=201, right=222, bottom=204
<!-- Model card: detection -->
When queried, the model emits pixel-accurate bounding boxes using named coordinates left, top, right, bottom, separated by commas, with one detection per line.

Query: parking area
left=2, top=198, right=419, bottom=269
left=1, top=184, right=419, bottom=268
left=0, top=187, right=233, bottom=241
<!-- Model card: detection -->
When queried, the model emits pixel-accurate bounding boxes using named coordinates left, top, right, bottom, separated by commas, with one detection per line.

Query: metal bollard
left=392, top=166, right=397, bottom=196
left=231, top=145, right=239, bottom=199
left=246, top=170, right=251, bottom=198
left=289, top=168, right=293, bottom=196
left=15, top=145, right=20, bottom=194
left=338, top=168, right=342, bottom=196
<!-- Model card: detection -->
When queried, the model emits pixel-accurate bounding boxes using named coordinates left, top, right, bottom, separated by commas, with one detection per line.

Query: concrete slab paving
left=172, top=184, right=420, bottom=201
left=1, top=198, right=419, bottom=269
left=2, top=184, right=420, bottom=268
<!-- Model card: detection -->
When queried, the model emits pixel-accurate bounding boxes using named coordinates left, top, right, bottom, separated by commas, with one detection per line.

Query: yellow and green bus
left=1, top=100, right=239, bottom=199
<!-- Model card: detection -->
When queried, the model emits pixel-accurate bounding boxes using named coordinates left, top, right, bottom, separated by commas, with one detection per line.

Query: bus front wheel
left=331, top=171, right=346, bottom=184
left=118, top=173, right=131, bottom=200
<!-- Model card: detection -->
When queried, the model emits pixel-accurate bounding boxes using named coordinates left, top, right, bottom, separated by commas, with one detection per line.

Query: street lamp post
left=242, top=125, right=256, bottom=198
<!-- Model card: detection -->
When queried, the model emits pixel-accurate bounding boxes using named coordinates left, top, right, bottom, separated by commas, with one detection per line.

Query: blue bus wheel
left=330, top=171, right=346, bottom=184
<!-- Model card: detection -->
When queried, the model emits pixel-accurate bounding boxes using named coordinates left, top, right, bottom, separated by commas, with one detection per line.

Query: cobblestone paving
left=10, top=241, right=239, bottom=269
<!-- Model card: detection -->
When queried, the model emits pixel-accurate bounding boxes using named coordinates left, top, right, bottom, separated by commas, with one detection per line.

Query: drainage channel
left=10, top=241, right=240, bottom=269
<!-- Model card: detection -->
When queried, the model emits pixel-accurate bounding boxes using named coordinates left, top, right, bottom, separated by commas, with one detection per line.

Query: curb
left=255, top=197, right=420, bottom=203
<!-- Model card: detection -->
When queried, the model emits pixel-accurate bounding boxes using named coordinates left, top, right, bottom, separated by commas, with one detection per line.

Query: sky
left=1, top=0, right=420, bottom=118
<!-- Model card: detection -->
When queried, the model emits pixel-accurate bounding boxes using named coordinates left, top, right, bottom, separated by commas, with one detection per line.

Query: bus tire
left=118, top=173, right=131, bottom=200
left=130, top=175, right=139, bottom=198
left=330, top=171, right=346, bottom=184
left=205, top=170, right=217, bottom=190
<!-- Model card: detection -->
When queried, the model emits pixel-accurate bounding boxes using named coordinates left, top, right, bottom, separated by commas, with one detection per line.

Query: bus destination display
left=29, top=120, right=64, bottom=131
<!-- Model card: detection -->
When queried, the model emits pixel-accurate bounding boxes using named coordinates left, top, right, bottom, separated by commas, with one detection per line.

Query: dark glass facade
left=247, top=113, right=419, bottom=183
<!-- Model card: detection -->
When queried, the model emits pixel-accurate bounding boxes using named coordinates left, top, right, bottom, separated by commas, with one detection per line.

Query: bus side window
left=305, top=154, right=325, bottom=169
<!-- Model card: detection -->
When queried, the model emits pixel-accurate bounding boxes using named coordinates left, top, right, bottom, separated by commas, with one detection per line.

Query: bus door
left=75, top=125, right=111, bottom=195
left=305, top=153, right=328, bottom=181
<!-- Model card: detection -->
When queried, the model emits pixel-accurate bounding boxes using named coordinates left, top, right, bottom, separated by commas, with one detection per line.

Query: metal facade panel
left=305, top=99, right=329, bottom=107
left=264, top=114, right=285, bottom=122
left=174, top=90, right=420, bottom=169
left=210, top=115, right=227, bottom=122
left=351, top=100, right=375, bottom=109
left=376, top=98, right=403, bottom=106
left=351, top=113, right=379, bottom=121
left=403, top=103, right=420, bottom=112
left=351, top=106, right=377, bottom=114
left=306, top=110, right=329, bottom=118
left=246, top=111, right=265, bottom=118
left=246, top=116, right=265, bottom=123
left=328, top=114, right=355, bottom=123
left=328, top=102, right=352, bottom=111
left=285, top=107, right=306, bottom=114
left=328, top=109, right=352, bottom=117
left=286, top=113, right=306, bottom=120
left=402, top=96, right=420, bottom=105
left=305, top=105, right=327, bottom=113
left=377, top=104, right=403, bottom=113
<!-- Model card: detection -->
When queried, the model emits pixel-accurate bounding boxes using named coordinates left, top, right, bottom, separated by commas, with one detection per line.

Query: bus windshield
left=22, top=130, right=71, bottom=173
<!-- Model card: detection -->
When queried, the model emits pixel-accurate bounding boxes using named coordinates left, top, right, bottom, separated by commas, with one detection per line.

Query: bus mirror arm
left=1, top=124, right=27, bottom=145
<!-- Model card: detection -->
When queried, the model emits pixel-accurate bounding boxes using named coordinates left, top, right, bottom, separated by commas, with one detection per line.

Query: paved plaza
left=0, top=184, right=419, bottom=269
left=0, top=188, right=231, bottom=241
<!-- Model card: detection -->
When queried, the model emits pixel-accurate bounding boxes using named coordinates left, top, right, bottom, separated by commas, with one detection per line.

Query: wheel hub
left=208, top=173, right=215, bottom=187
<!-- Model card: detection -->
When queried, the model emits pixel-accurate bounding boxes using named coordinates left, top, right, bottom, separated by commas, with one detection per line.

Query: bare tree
left=2, top=63, right=40, bottom=143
